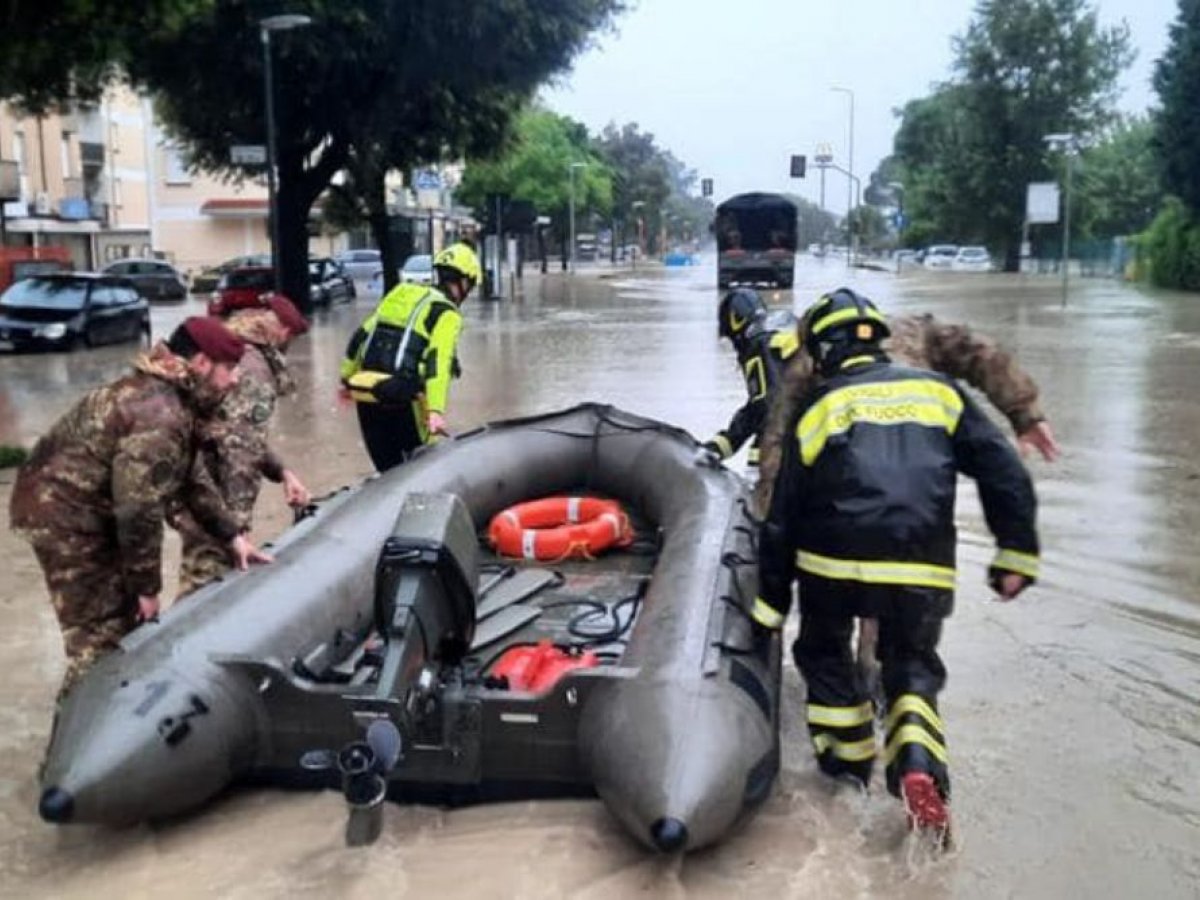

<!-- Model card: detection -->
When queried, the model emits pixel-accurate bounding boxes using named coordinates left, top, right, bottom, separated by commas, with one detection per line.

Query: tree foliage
left=889, top=0, right=1132, bottom=268
left=456, top=108, right=613, bottom=224
left=1154, top=0, right=1200, bottom=211
left=0, top=0, right=208, bottom=112
left=1074, top=117, right=1160, bottom=239
left=593, top=123, right=674, bottom=253
left=781, top=194, right=840, bottom=248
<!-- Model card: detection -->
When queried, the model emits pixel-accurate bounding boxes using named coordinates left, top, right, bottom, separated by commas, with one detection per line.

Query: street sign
left=230, top=145, right=267, bottom=166
left=814, top=142, right=834, bottom=165
left=893, top=212, right=907, bottom=229
left=413, top=170, right=443, bottom=190
left=701, top=177, right=713, bottom=197
left=1027, top=182, right=1060, bottom=224
left=790, top=155, right=807, bottom=178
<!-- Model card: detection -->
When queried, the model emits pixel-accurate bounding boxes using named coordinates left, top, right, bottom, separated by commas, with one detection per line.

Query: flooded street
left=1, top=260, right=1198, bottom=898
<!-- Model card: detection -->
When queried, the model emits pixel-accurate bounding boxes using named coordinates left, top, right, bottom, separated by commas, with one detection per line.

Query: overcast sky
left=543, top=0, right=1178, bottom=215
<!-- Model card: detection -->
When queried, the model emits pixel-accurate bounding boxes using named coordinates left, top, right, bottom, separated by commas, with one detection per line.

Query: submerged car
left=923, top=244, right=959, bottom=270
left=953, top=246, right=993, bottom=272
left=334, top=249, right=382, bottom=281
left=191, top=254, right=271, bottom=294
left=399, top=253, right=434, bottom=286
left=309, top=257, right=356, bottom=305
left=0, top=274, right=149, bottom=352
left=208, top=266, right=275, bottom=316
left=101, top=258, right=188, bottom=302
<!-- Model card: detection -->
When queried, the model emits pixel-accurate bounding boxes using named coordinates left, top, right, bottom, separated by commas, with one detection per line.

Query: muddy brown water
left=1, top=260, right=1197, bottom=898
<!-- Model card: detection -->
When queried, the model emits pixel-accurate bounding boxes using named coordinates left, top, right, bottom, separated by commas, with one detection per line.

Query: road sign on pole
left=230, top=145, right=267, bottom=166
left=1026, top=182, right=1060, bottom=224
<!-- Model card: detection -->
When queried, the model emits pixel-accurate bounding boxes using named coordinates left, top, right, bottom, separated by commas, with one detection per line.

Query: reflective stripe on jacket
left=714, top=329, right=799, bottom=462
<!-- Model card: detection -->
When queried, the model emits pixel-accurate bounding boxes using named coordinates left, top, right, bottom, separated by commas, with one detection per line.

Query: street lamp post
left=1044, top=132, right=1079, bottom=308
left=630, top=200, right=645, bottom=270
left=568, top=162, right=586, bottom=274
left=831, top=86, right=856, bottom=268
left=260, top=13, right=312, bottom=295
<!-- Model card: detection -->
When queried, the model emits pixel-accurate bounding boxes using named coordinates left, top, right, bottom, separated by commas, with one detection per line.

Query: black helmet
left=802, top=287, right=890, bottom=371
left=718, top=288, right=767, bottom=341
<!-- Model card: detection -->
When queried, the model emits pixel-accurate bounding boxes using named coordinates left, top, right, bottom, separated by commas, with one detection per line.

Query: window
left=60, top=132, right=74, bottom=180
left=164, top=146, right=191, bottom=185
left=91, top=286, right=117, bottom=308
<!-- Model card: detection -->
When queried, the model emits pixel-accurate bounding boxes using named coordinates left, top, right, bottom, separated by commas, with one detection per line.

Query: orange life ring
left=487, top=496, right=634, bottom=561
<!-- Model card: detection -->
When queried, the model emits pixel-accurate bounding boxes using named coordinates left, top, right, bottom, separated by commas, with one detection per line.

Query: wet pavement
left=1, top=259, right=1198, bottom=898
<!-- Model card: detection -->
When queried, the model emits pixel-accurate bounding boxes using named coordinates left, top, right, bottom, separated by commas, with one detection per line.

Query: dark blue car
left=0, top=274, right=150, bottom=352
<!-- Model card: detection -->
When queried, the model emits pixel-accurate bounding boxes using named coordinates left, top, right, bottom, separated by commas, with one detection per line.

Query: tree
left=1074, top=117, right=1160, bottom=239
left=456, top=108, right=613, bottom=265
left=593, top=123, right=672, bottom=254
left=0, top=0, right=207, bottom=112
left=781, top=195, right=840, bottom=248
left=124, top=0, right=624, bottom=308
left=1154, top=0, right=1200, bottom=211
left=889, top=0, right=1132, bottom=268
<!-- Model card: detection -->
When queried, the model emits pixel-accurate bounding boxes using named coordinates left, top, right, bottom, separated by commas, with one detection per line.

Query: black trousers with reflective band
left=795, top=578, right=951, bottom=798
left=356, top=403, right=422, bottom=472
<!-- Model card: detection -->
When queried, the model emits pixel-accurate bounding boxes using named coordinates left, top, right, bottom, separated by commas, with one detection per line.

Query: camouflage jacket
left=8, top=344, right=239, bottom=596
left=755, top=313, right=1046, bottom=511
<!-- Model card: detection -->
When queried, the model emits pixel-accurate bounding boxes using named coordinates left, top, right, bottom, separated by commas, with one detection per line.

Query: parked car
left=923, top=244, right=959, bottom=269
left=399, top=253, right=434, bottom=286
left=953, top=246, right=993, bottom=272
left=334, top=249, right=382, bottom=281
left=207, top=266, right=275, bottom=316
left=102, top=258, right=188, bottom=302
left=0, top=274, right=149, bottom=352
left=191, top=254, right=270, bottom=294
left=309, top=257, right=356, bottom=305
left=807, top=243, right=826, bottom=257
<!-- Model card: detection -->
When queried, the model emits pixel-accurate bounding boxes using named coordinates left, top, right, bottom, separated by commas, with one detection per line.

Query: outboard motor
left=338, top=492, right=479, bottom=845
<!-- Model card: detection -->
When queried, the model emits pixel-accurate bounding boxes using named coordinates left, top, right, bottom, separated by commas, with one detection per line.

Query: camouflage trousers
left=176, top=493, right=256, bottom=597
left=29, top=530, right=138, bottom=697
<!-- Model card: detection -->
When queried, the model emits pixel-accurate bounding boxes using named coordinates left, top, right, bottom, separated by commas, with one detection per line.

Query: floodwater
left=1, top=259, right=1198, bottom=898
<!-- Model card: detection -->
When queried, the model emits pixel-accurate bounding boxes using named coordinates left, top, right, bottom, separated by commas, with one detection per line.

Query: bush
left=1142, top=198, right=1200, bottom=291
left=0, top=445, right=29, bottom=469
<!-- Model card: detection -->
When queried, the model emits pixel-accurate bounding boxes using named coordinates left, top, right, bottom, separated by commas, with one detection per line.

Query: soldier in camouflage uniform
left=175, top=296, right=311, bottom=596
left=9, top=318, right=271, bottom=696
left=755, top=303, right=1059, bottom=513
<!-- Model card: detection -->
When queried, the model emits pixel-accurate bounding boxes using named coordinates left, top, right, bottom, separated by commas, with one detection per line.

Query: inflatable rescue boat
left=38, top=404, right=780, bottom=852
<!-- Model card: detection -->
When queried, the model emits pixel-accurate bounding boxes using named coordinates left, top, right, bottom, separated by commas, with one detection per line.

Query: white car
left=807, top=243, right=825, bottom=257
left=334, top=249, right=382, bottom=281
left=953, top=246, right=993, bottom=272
left=400, top=254, right=434, bottom=285
left=924, top=245, right=959, bottom=269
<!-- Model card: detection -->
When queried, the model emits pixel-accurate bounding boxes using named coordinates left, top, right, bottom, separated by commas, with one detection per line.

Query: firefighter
left=700, top=288, right=799, bottom=468
left=340, top=243, right=480, bottom=471
left=755, top=288, right=1040, bottom=843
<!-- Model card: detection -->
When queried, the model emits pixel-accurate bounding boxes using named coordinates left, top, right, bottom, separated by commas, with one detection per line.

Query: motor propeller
left=340, top=719, right=404, bottom=847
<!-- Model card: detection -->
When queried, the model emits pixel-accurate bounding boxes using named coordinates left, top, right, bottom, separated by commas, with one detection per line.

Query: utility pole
left=831, top=87, right=855, bottom=267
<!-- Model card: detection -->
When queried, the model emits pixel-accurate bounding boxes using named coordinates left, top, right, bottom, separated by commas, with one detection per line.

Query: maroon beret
left=181, top=316, right=245, bottom=365
left=267, top=293, right=309, bottom=336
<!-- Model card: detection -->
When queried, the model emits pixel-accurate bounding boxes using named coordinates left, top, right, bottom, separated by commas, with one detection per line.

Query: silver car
left=334, top=249, right=383, bottom=281
left=923, top=245, right=959, bottom=270
left=400, top=254, right=434, bottom=286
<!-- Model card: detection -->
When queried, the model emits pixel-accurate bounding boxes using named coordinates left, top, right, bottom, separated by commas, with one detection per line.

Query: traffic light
left=701, top=178, right=713, bottom=198
left=790, top=155, right=807, bottom=178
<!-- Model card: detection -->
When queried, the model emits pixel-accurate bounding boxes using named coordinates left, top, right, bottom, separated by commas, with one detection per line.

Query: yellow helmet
left=434, top=242, right=481, bottom=286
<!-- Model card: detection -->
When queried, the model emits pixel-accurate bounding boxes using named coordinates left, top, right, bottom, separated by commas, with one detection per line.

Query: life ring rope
left=488, top=496, right=634, bottom=562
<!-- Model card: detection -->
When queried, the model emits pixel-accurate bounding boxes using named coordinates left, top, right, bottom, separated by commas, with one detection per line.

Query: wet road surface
left=1, top=259, right=1198, bottom=897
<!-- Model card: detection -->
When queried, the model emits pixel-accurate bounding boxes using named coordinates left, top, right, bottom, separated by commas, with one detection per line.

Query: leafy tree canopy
left=1154, top=0, right=1200, bottom=210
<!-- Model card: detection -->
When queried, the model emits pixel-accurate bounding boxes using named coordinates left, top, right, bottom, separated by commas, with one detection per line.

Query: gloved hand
left=988, top=569, right=1033, bottom=601
left=695, top=441, right=723, bottom=468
